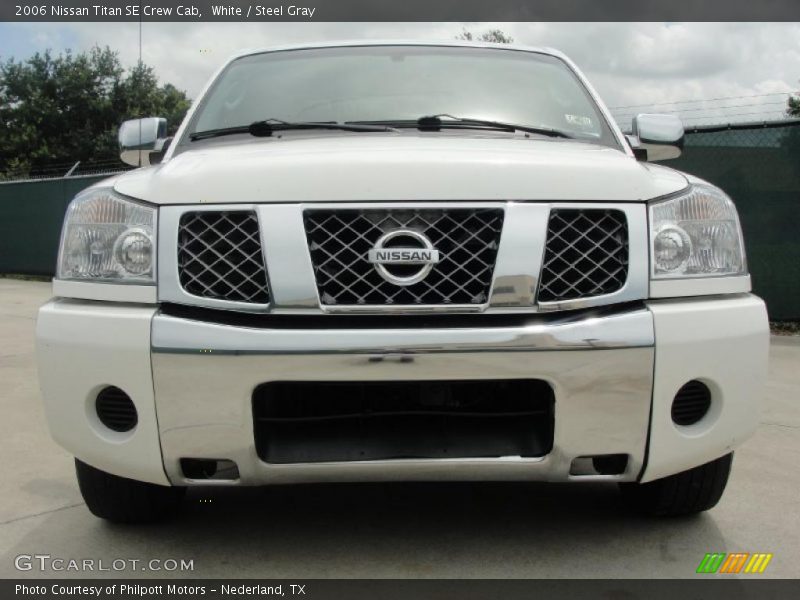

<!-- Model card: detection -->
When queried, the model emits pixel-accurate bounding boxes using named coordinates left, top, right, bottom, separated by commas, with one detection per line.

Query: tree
left=788, top=94, right=800, bottom=118
left=456, top=29, right=514, bottom=44
left=783, top=93, right=800, bottom=153
left=0, top=47, right=190, bottom=179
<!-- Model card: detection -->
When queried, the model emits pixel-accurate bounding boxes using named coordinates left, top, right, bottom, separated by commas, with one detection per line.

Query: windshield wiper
left=347, top=114, right=574, bottom=139
left=189, top=119, right=397, bottom=141
left=190, top=115, right=571, bottom=141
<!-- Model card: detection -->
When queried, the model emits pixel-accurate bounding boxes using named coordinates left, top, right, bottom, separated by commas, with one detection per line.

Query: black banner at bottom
left=5, top=580, right=800, bottom=600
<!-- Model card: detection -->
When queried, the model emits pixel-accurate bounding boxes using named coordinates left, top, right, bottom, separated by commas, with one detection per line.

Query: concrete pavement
left=1, top=278, right=798, bottom=578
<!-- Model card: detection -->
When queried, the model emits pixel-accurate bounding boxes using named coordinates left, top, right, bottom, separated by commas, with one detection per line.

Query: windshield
left=185, top=45, right=618, bottom=147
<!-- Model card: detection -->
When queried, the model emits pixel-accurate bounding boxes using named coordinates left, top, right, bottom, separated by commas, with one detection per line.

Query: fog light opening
left=180, top=458, right=240, bottom=481
left=95, top=386, right=138, bottom=432
left=671, top=380, right=712, bottom=427
left=570, top=454, right=629, bottom=476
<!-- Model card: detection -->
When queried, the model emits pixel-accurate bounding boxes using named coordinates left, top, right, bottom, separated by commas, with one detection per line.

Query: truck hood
left=113, top=134, right=688, bottom=204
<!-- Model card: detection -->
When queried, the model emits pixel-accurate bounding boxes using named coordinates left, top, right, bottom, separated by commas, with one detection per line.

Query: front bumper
left=35, top=295, right=769, bottom=487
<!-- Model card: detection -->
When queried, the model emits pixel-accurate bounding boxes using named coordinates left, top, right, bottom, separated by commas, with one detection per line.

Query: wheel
left=75, top=459, right=186, bottom=523
left=620, top=453, right=733, bottom=516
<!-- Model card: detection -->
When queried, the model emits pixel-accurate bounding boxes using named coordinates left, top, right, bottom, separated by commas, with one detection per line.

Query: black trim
left=685, top=119, right=800, bottom=135
left=158, top=301, right=648, bottom=330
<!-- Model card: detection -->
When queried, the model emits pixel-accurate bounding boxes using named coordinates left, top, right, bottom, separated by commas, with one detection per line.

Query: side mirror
left=119, top=117, right=170, bottom=167
left=630, top=114, right=684, bottom=161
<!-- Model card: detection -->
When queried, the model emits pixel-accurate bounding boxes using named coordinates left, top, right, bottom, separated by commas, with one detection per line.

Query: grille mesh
left=537, top=209, right=628, bottom=303
left=178, top=211, right=270, bottom=304
left=303, top=209, right=504, bottom=306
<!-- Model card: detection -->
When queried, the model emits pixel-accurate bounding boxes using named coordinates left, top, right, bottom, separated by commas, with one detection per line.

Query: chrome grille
left=537, top=209, right=628, bottom=303
left=177, top=211, right=270, bottom=304
left=303, top=208, right=504, bottom=306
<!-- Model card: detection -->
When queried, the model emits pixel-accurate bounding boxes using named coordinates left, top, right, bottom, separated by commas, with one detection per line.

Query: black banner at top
left=1, top=0, right=800, bottom=22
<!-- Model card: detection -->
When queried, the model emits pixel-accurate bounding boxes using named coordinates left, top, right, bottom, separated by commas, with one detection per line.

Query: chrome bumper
left=151, top=307, right=655, bottom=485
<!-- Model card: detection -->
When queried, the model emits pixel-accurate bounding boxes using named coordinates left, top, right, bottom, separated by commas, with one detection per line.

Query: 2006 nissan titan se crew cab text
left=36, top=42, right=770, bottom=523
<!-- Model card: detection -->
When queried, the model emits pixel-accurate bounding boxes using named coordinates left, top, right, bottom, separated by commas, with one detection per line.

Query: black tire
left=75, top=459, right=185, bottom=523
left=620, top=453, right=733, bottom=517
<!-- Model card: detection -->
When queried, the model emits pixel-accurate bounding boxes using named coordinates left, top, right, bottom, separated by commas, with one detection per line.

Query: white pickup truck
left=36, top=41, right=769, bottom=523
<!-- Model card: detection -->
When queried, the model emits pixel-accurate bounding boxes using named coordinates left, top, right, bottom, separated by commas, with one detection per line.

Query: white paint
left=642, top=294, right=769, bottom=482
left=35, top=300, right=168, bottom=485
left=52, top=279, right=157, bottom=304
left=114, top=136, right=687, bottom=204
left=650, top=275, right=751, bottom=298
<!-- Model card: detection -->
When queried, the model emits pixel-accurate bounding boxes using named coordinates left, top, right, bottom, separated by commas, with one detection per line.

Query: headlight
left=57, top=188, right=156, bottom=283
left=649, top=184, right=746, bottom=279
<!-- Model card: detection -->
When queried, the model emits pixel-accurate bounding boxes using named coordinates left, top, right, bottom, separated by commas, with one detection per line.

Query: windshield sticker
left=565, top=114, right=593, bottom=128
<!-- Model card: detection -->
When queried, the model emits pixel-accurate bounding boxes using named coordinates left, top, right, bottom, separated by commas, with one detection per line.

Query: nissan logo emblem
left=367, top=229, right=441, bottom=286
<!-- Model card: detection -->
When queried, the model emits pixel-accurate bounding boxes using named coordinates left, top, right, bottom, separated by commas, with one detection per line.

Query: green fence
left=0, top=174, right=114, bottom=276
left=671, top=121, right=800, bottom=320
left=1, top=121, right=798, bottom=318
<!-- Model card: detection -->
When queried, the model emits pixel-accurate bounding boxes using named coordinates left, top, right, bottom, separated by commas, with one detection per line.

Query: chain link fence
left=671, top=120, right=800, bottom=320
left=0, top=159, right=131, bottom=182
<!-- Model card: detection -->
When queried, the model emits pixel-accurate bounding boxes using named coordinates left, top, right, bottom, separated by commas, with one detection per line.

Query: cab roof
left=226, top=40, right=567, bottom=62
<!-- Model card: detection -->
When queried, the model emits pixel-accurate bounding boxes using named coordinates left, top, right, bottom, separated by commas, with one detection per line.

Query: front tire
left=620, top=453, right=733, bottom=516
left=75, top=459, right=185, bottom=523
